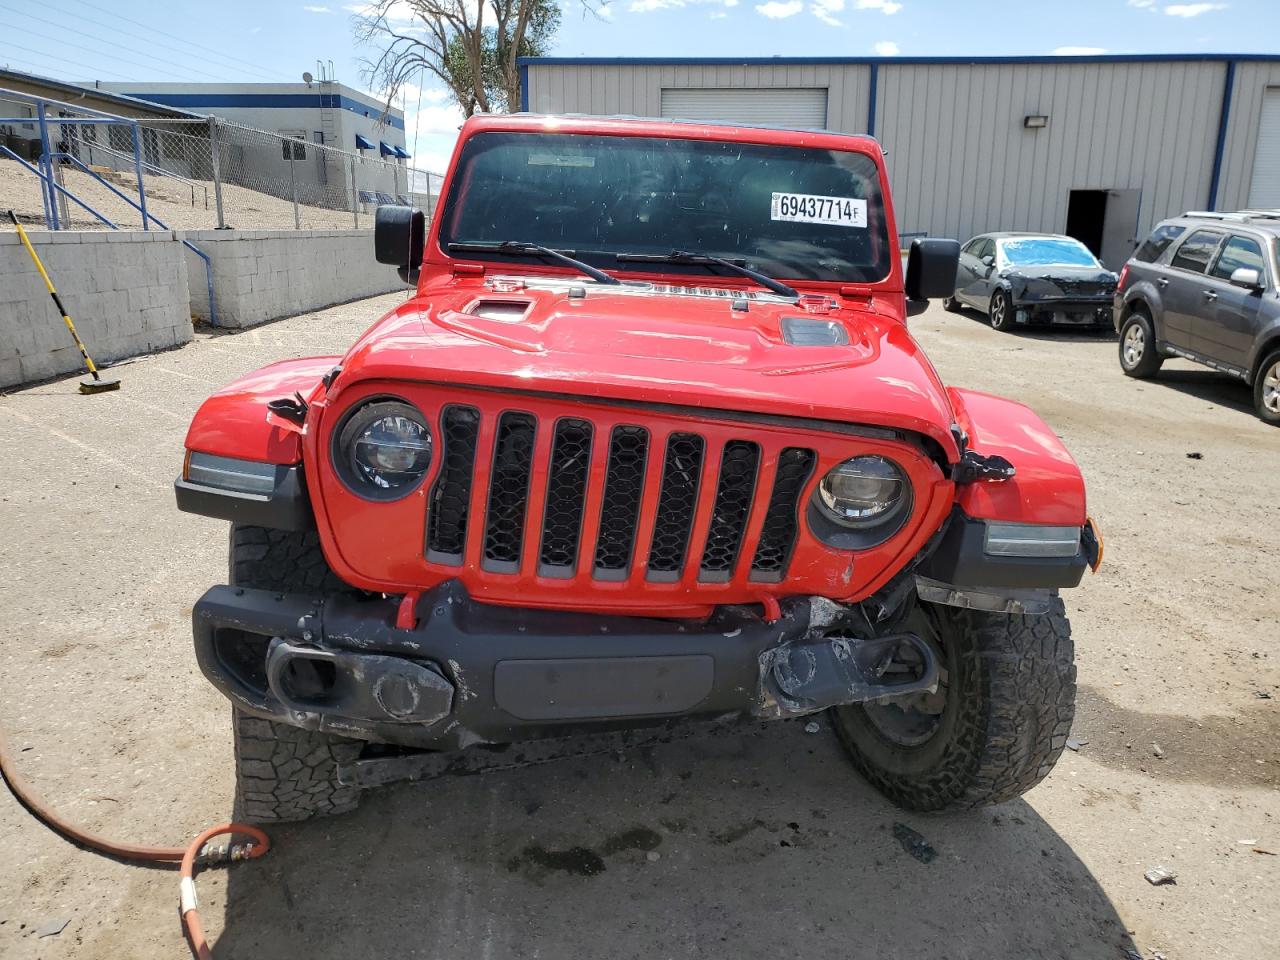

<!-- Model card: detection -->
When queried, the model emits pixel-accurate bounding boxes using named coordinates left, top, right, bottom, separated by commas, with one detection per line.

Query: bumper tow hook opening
left=265, top=639, right=455, bottom=725
left=764, top=632, right=939, bottom=717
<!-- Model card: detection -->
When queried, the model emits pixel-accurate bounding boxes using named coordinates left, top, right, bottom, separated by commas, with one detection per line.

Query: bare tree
left=354, top=0, right=565, bottom=117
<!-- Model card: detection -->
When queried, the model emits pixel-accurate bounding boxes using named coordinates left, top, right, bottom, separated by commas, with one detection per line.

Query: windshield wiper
left=616, top=249, right=798, bottom=299
left=448, top=241, right=619, bottom=285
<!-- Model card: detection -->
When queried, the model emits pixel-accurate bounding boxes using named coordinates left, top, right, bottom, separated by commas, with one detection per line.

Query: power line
left=63, top=0, right=296, bottom=82
left=0, top=7, right=241, bottom=83
left=0, top=36, right=199, bottom=86
left=1, top=49, right=148, bottom=84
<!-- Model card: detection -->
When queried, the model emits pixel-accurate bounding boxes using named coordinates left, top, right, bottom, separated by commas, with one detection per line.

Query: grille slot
left=425, top=405, right=480, bottom=564
left=700, top=440, right=761, bottom=581
left=750, top=448, right=817, bottom=581
left=593, top=426, right=650, bottom=580
left=647, top=433, right=705, bottom=582
left=482, top=412, right=536, bottom=572
left=538, top=418, right=593, bottom=577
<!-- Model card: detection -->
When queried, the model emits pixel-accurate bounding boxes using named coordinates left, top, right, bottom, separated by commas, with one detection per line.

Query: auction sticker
left=771, top=192, right=866, bottom=228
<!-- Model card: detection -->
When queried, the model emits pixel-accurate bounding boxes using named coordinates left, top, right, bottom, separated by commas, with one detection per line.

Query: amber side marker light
left=1087, top=516, right=1104, bottom=572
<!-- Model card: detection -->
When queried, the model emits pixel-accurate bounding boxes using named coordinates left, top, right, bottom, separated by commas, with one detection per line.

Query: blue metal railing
left=1, top=87, right=217, bottom=324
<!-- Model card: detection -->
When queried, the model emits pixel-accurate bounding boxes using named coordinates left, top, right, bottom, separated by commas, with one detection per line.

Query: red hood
left=334, top=276, right=960, bottom=458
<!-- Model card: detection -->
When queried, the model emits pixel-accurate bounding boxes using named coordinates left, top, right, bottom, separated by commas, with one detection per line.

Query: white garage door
left=659, top=88, right=828, bottom=130
left=1247, top=87, right=1280, bottom=209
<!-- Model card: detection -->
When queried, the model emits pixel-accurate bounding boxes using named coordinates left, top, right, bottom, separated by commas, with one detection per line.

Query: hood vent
left=470, top=299, right=531, bottom=322
left=781, top=318, right=849, bottom=347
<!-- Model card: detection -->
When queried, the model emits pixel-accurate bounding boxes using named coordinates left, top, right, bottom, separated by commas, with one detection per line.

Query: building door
left=659, top=88, right=828, bottom=129
left=1247, top=87, right=1280, bottom=208
left=1066, top=188, right=1141, bottom=270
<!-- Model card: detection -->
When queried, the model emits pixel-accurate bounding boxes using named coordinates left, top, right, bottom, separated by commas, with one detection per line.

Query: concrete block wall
left=0, top=230, right=193, bottom=389
left=182, top=229, right=406, bottom=329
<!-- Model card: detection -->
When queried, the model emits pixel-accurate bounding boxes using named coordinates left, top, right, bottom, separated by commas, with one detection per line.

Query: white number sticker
left=770, top=192, right=867, bottom=228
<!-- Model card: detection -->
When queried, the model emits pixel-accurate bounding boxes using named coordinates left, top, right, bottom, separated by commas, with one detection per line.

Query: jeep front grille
left=423, top=407, right=815, bottom=585
left=425, top=405, right=480, bottom=563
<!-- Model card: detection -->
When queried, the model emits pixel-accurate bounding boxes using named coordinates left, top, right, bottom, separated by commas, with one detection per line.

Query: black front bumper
left=1011, top=298, right=1114, bottom=325
left=193, top=581, right=940, bottom=750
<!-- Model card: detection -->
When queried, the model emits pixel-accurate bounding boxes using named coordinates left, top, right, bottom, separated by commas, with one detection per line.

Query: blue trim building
left=518, top=54, right=1280, bottom=267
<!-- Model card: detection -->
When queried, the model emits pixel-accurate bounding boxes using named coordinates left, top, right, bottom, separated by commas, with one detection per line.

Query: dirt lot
left=0, top=294, right=1276, bottom=960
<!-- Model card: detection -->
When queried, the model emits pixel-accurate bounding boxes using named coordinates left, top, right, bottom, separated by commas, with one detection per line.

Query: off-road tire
left=1118, top=308, right=1163, bottom=379
left=942, top=295, right=962, bottom=313
left=229, top=524, right=364, bottom=821
left=832, top=598, right=1075, bottom=811
left=233, top=710, right=363, bottom=821
left=1252, top=349, right=1280, bottom=426
left=988, top=290, right=1012, bottom=331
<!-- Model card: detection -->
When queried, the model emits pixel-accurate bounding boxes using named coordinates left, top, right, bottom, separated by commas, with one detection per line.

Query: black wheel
left=988, top=290, right=1012, bottom=331
left=1255, top=349, right=1280, bottom=426
left=229, top=524, right=363, bottom=821
left=942, top=295, right=962, bottom=313
left=832, top=597, right=1075, bottom=811
left=1118, top=308, right=1163, bottom=379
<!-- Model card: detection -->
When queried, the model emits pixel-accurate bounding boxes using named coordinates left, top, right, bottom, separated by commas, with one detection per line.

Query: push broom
left=7, top=210, right=121, bottom=393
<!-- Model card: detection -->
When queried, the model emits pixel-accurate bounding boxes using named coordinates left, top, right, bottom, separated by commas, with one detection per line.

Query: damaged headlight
left=817, top=456, right=907, bottom=526
left=333, top=399, right=432, bottom=501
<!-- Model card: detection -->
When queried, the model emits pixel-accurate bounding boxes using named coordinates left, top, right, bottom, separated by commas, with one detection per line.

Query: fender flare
left=947, top=387, right=1086, bottom=526
left=184, top=356, right=340, bottom=464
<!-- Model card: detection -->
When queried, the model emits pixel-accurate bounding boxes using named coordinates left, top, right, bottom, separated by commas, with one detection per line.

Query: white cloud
left=1053, top=45, right=1107, bottom=54
left=422, top=87, right=450, bottom=103
left=1128, top=0, right=1155, bottom=7
left=811, top=0, right=843, bottom=26
left=599, top=2, right=615, bottom=18
left=873, top=40, right=899, bottom=55
left=710, top=8, right=728, bottom=15
left=856, top=0, right=901, bottom=13
left=629, top=0, right=736, bottom=11
left=302, top=4, right=332, bottom=11
left=757, top=0, right=802, bottom=16
left=1164, top=3, right=1225, bottom=15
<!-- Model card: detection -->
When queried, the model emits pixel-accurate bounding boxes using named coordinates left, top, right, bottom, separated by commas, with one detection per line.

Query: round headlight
left=333, top=400, right=432, bottom=501
left=817, top=456, right=907, bottom=527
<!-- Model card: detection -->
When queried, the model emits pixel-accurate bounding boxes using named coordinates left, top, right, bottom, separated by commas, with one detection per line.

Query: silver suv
left=1114, top=211, right=1280, bottom=425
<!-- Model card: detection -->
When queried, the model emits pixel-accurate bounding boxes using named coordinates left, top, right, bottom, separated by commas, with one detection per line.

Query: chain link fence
left=2, top=99, right=443, bottom=233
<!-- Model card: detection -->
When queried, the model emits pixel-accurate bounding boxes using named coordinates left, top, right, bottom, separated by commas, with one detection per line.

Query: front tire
left=1254, top=349, right=1280, bottom=426
left=989, top=290, right=1013, bottom=331
left=1119, top=308, right=1163, bottom=378
left=229, top=524, right=364, bottom=821
left=942, top=295, right=962, bottom=313
left=832, top=598, right=1075, bottom=811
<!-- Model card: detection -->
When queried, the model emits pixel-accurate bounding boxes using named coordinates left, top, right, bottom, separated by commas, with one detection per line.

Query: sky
left=1, top=0, right=1277, bottom=173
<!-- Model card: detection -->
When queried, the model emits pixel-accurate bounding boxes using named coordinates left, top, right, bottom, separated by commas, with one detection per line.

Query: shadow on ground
left=1136, top=368, right=1256, bottom=418
left=215, top=722, right=1138, bottom=960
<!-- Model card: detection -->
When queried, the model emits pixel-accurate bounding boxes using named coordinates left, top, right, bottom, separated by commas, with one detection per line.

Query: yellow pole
left=7, top=210, right=102, bottom=378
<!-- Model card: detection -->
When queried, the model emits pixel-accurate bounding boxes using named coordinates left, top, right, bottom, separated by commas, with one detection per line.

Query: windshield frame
left=427, top=119, right=900, bottom=291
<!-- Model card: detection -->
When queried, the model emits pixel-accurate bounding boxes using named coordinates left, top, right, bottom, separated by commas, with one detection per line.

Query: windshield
left=1000, top=238, right=1100, bottom=268
left=438, top=131, right=892, bottom=284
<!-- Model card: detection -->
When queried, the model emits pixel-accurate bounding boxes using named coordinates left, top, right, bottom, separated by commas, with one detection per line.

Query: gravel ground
left=0, top=158, right=363, bottom=232
left=0, top=294, right=1276, bottom=960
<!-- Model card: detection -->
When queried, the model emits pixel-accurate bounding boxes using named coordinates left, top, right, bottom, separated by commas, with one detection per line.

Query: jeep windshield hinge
left=951, top=450, right=1016, bottom=484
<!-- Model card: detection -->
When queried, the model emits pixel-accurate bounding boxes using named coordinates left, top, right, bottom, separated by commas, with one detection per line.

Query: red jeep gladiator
left=177, top=115, right=1100, bottom=821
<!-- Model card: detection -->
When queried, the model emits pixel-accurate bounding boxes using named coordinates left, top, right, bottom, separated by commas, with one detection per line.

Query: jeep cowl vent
left=175, top=114, right=1097, bottom=821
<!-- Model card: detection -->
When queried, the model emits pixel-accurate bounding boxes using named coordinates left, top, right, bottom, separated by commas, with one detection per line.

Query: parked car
left=944, top=232, right=1118, bottom=331
left=1115, top=210, right=1280, bottom=425
left=176, top=114, right=1100, bottom=822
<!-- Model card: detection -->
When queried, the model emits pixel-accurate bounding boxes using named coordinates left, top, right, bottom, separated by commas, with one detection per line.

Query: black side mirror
left=905, top=238, right=961, bottom=301
left=374, top=205, right=424, bottom=283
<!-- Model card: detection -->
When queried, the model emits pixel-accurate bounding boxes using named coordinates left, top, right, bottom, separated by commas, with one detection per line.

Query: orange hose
left=0, top=727, right=269, bottom=958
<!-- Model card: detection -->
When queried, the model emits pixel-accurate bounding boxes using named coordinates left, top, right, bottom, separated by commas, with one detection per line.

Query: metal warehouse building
left=519, top=55, right=1280, bottom=268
